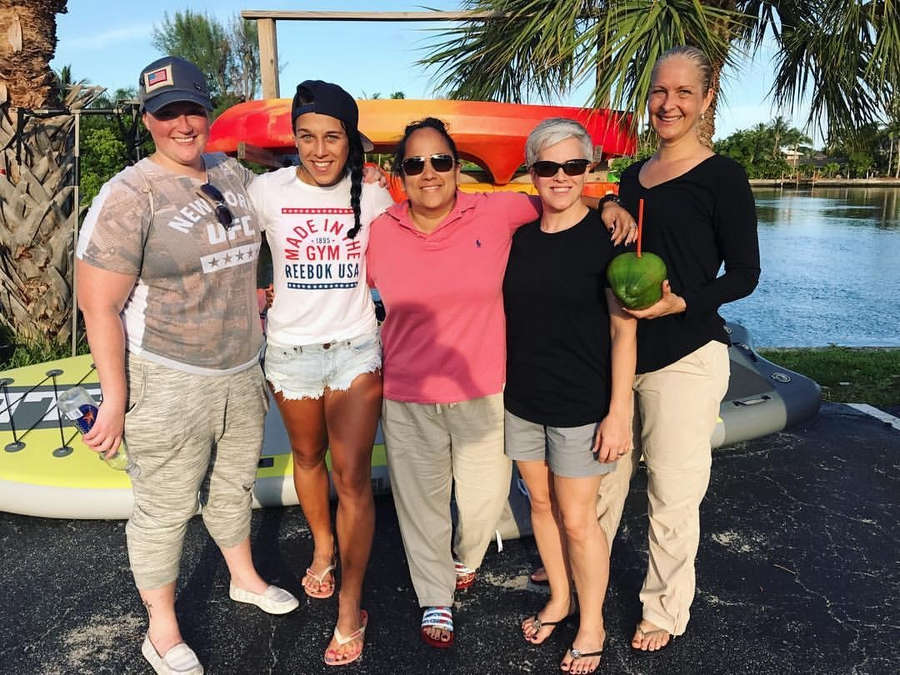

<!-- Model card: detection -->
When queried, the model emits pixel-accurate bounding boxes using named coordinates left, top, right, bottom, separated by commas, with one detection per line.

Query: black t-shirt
left=619, top=154, right=760, bottom=373
left=503, top=208, right=623, bottom=427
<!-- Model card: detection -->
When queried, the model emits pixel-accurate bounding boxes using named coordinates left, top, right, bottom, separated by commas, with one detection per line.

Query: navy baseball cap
left=291, top=80, right=374, bottom=152
left=139, top=56, right=213, bottom=114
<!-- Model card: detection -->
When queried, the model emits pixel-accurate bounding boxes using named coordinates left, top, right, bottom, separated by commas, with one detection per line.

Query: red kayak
left=208, top=98, right=635, bottom=197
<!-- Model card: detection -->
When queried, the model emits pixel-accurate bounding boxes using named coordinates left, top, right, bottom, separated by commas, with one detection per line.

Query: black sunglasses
left=530, top=159, right=592, bottom=178
left=197, top=183, right=235, bottom=229
left=401, top=154, right=455, bottom=176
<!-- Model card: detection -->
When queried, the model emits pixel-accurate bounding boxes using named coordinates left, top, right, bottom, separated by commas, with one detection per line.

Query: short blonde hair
left=525, top=118, right=593, bottom=167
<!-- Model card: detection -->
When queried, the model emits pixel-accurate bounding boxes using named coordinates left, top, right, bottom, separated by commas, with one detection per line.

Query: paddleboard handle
left=1, top=377, right=26, bottom=452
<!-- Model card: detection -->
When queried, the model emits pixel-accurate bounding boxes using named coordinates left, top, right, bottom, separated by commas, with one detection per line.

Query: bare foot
left=631, top=619, right=671, bottom=651
left=529, top=566, right=548, bottom=584
left=423, top=624, right=452, bottom=644
left=421, top=606, right=453, bottom=647
left=522, top=597, right=573, bottom=644
left=324, top=610, right=367, bottom=666
left=560, top=625, right=605, bottom=673
left=301, top=551, right=336, bottom=599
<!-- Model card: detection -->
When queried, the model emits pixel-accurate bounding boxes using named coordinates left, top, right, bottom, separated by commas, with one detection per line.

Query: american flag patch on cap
left=144, top=65, right=173, bottom=93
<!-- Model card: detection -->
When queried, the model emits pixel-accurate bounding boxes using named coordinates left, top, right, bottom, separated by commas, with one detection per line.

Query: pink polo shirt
left=367, top=191, right=540, bottom=403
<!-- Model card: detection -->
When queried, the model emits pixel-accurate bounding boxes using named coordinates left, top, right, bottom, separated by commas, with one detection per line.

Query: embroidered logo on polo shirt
left=476, top=239, right=482, bottom=248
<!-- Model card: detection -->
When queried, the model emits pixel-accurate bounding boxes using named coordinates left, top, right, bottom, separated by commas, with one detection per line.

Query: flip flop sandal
left=302, top=562, right=336, bottom=599
left=421, top=606, right=454, bottom=649
left=522, top=609, right=574, bottom=644
left=324, top=610, right=368, bottom=666
left=632, top=625, right=673, bottom=651
left=453, top=559, right=476, bottom=591
left=562, top=645, right=604, bottom=673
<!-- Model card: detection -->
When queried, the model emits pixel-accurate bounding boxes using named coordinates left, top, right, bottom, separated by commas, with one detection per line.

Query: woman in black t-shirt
left=503, top=118, right=637, bottom=674
left=596, top=46, right=760, bottom=652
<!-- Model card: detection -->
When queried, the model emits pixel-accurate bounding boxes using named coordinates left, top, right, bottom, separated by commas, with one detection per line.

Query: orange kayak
left=208, top=98, right=635, bottom=188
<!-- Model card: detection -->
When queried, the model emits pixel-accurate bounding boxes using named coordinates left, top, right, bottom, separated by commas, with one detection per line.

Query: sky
left=51, top=0, right=818, bottom=144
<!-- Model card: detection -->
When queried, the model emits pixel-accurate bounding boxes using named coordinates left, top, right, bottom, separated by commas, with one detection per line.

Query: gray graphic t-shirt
left=77, top=154, right=262, bottom=374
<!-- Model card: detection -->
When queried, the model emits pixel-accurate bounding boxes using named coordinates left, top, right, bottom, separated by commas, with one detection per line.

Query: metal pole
left=71, top=109, right=80, bottom=357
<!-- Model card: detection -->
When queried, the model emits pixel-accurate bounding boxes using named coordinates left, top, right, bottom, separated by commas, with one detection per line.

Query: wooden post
left=71, top=109, right=80, bottom=357
left=258, top=18, right=280, bottom=99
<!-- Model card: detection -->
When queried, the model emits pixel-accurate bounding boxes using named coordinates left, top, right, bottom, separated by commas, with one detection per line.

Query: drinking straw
left=637, top=198, right=644, bottom=257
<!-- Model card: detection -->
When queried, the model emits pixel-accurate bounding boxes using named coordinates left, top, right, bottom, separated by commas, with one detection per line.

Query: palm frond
left=767, top=0, right=887, bottom=138
left=420, top=0, right=745, bottom=125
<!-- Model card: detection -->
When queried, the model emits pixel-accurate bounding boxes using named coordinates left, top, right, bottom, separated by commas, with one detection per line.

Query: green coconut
left=606, top=252, right=667, bottom=310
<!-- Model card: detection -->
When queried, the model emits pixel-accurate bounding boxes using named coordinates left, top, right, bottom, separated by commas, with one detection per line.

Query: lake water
left=724, top=187, right=900, bottom=347
left=259, top=186, right=899, bottom=348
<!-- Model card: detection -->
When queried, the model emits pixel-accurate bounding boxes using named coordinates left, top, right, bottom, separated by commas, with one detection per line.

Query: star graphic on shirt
left=224, top=253, right=233, bottom=264
left=209, top=257, right=219, bottom=267
left=237, top=250, right=246, bottom=260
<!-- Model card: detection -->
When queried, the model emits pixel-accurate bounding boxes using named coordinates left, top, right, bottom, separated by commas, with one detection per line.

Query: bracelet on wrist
left=598, top=193, right=620, bottom=207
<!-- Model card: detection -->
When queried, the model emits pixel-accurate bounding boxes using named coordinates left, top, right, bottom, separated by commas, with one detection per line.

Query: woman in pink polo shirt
left=366, top=117, right=635, bottom=649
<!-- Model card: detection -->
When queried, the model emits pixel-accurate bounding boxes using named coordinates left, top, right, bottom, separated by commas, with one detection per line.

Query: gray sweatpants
left=123, top=354, right=268, bottom=590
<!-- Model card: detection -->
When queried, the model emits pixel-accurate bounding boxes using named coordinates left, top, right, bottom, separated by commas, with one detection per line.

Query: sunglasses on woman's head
left=530, top=159, right=592, bottom=178
left=401, top=154, right=455, bottom=175
left=197, top=183, right=235, bottom=228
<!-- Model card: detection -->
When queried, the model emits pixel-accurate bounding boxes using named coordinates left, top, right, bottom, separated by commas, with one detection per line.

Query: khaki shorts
left=504, top=409, right=616, bottom=478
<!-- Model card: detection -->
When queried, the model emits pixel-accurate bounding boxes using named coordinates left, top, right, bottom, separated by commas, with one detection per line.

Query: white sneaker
left=141, top=634, right=203, bottom=675
left=229, top=583, right=299, bottom=614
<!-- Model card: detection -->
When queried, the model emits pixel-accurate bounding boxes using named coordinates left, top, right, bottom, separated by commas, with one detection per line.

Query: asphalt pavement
left=0, top=402, right=897, bottom=674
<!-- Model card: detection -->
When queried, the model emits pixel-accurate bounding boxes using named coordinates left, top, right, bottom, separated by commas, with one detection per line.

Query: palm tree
left=0, top=0, right=95, bottom=346
left=420, top=1, right=900, bottom=147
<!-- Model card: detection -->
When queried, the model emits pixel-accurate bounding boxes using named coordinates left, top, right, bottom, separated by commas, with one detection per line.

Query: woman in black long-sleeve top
left=596, top=45, right=760, bottom=652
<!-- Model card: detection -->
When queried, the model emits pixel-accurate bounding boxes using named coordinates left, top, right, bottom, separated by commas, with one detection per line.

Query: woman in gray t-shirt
left=76, top=56, right=297, bottom=675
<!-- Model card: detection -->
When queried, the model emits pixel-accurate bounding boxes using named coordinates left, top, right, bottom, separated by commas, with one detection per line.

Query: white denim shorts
left=264, top=332, right=381, bottom=400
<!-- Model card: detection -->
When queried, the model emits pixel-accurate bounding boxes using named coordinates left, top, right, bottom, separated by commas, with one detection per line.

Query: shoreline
left=758, top=345, right=900, bottom=350
left=750, top=177, right=900, bottom=188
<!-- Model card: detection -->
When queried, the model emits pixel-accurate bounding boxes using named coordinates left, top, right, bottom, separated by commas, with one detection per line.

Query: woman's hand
left=363, top=163, right=388, bottom=188
left=82, top=402, right=125, bottom=459
left=593, top=409, right=632, bottom=463
left=601, top=201, right=638, bottom=246
left=625, top=280, right=687, bottom=319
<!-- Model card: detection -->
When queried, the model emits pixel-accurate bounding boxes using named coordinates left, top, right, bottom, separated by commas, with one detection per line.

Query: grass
left=0, top=323, right=89, bottom=371
left=760, top=347, right=900, bottom=409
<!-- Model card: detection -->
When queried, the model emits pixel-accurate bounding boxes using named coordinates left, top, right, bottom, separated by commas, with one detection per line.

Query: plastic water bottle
left=57, top=386, right=129, bottom=471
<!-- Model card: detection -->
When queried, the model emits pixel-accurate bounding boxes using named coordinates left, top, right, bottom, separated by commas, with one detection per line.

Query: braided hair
left=293, top=83, right=365, bottom=240
left=344, top=122, right=364, bottom=240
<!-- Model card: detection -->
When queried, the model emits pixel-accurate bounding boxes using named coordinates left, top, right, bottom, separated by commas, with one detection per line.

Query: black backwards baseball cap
left=291, top=80, right=374, bottom=152
left=138, top=56, right=213, bottom=114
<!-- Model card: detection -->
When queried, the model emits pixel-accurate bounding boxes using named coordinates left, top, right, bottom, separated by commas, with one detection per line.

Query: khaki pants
left=124, top=355, right=268, bottom=589
left=382, top=393, right=511, bottom=607
left=597, top=340, right=730, bottom=635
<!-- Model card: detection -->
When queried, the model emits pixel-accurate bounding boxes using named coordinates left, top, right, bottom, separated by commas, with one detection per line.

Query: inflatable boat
left=0, top=323, right=819, bottom=521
